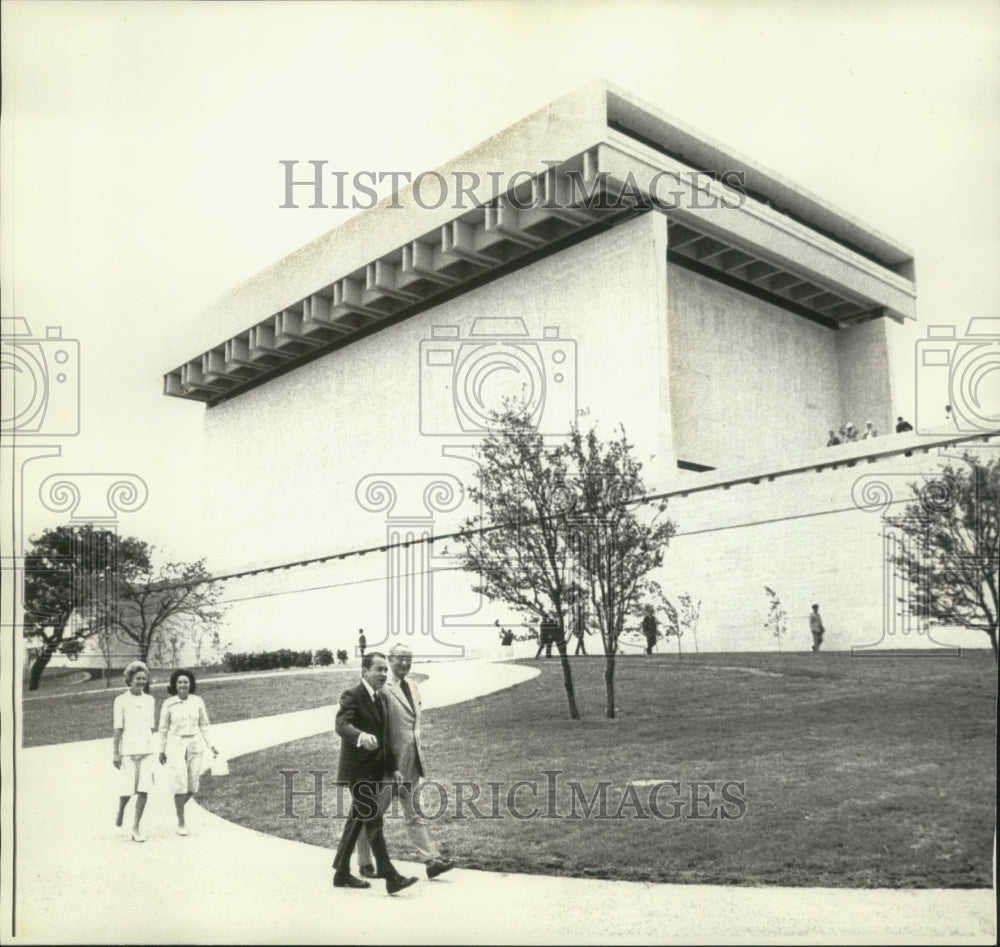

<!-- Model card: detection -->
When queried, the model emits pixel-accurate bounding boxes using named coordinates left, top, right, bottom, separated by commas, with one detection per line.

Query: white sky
left=3, top=0, right=999, bottom=564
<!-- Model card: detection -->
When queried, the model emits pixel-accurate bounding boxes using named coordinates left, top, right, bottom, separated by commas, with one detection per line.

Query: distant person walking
left=572, top=612, right=588, bottom=656
left=809, top=604, right=825, bottom=653
left=358, top=628, right=367, bottom=660
left=642, top=607, right=659, bottom=655
left=534, top=620, right=551, bottom=659
left=535, top=615, right=562, bottom=658
left=158, top=669, right=218, bottom=836
left=112, top=661, right=156, bottom=842
left=895, top=416, right=914, bottom=433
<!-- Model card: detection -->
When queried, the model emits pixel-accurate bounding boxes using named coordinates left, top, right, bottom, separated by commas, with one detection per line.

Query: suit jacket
left=382, top=674, right=426, bottom=782
left=334, top=682, right=394, bottom=785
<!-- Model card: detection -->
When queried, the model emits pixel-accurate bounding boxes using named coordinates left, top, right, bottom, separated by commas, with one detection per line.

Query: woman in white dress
left=158, top=669, right=217, bottom=835
left=112, top=661, right=156, bottom=841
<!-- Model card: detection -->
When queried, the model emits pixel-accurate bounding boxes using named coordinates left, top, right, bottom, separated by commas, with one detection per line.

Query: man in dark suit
left=331, top=651, right=417, bottom=895
left=357, top=643, right=453, bottom=880
left=536, top=614, right=564, bottom=658
left=535, top=616, right=561, bottom=658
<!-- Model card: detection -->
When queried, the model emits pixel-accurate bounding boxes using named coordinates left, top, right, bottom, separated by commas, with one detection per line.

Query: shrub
left=315, top=648, right=334, bottom=667
left=222, top=649, right=314, bottom=673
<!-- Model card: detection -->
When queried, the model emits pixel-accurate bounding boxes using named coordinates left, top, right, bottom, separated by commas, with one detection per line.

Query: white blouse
left=113, top=690, right=156, bottom=755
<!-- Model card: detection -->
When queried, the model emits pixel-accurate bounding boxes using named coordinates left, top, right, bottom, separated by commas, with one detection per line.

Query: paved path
left=12, top=661, right=996, bottom=944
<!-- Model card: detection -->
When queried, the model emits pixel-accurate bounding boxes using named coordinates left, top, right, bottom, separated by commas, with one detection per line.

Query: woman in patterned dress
left=158, top=669, right=217, bottom=835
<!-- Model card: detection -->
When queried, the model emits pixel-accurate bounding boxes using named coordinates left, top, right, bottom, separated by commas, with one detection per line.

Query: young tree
left=190, top=621, right=222, bottom=667
left=677, top=594, right=702, bottom=654
left=22, top=524, right=146, bottom=691
left=162, top=621, right=186, bottom=667
left=764, top=586, right=786, bottom=652
left=565, top=425, right=675, bottom=717
left=456, top=409, right=676, bottom=719
left=661, top=623, right=683, bottom=656
left=148, top=630, right=170, bottom=668
left=456, top=408, right=581, bottom=719
left=94, top=614, right=125, bottom=688
left=891, top=452, right=999, bottom=658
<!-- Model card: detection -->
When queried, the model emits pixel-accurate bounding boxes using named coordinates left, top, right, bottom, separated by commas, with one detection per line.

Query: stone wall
left=194, top=212, right=973, bottom=657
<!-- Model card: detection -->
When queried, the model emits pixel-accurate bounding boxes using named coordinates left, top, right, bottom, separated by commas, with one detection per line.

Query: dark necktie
left=372, top=690, right=383, bottom=722
left=399, top=678, right=416, bottom=713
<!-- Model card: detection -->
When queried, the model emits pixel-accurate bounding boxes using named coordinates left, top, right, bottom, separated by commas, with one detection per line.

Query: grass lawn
left=20, top=667, right=370, bottom=748
left=22, top=663, right=297, bottom=700
left=194, top=651, right=996, bottom=888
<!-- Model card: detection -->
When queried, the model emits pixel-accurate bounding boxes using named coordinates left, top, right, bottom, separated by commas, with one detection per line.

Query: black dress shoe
left=426, top=858, right=454, bottom=879
left=385, top=874, right=418, bottom=895
left=333, top=873, right=371, bottom=889
left=359, top=864, right=379, bottom=879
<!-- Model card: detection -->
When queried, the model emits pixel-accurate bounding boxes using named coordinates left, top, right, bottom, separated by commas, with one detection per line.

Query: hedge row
left=222, top=648, right=335, bottom=672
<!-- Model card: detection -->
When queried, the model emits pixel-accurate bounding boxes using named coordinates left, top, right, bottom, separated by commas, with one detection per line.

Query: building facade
left=164, top=82, right=991, bottom=657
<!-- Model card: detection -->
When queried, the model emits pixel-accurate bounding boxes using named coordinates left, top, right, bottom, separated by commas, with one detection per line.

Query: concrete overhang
left=165, top=80, right=917, bottom=404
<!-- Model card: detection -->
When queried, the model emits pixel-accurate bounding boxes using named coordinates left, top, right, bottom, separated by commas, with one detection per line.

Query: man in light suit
left=357, top=643, right=454, bottom=880
left=331, top=651, right=418, bottom=895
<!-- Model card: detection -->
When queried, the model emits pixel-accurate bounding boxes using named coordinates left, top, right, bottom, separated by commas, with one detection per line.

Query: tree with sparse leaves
left=564, top=425, right=675, bottom=717
left=455, top=407, right=676, bottom=719
left=99, top=555, right=226, bottom=668
left=456, top=409, right=581, bottom=719
left=891, top=452, right=998, bottom=659
left=764, top=586, right=786, bottom=652
left=677, top=594, right=701, bottom=654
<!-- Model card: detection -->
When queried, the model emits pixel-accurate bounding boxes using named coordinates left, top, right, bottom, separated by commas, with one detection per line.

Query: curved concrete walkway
left=12, top=661, right=996, bottom=944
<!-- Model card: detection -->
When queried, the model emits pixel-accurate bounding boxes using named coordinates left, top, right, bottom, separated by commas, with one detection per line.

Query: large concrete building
left=164, top=81, right=993, bottom=658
